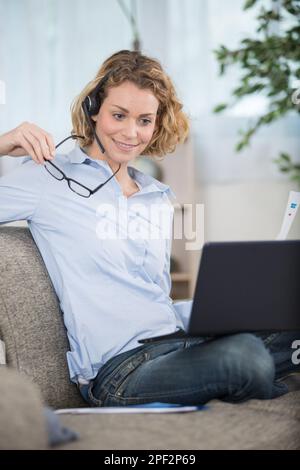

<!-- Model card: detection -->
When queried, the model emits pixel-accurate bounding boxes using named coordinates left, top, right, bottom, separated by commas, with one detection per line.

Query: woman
left=0, top=50, right=298, bottom=407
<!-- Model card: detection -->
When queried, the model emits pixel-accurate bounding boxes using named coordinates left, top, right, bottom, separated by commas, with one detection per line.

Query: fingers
left=15, top=132, right=49, bottom=165
left=22, top=132, right=47, bottom=165
left=44, top=132, right=56, bottom=157
left=12, top=134, right=36, bottom=161
left=11, top=122, right=56, bottom=164
left=27, top=128, right=55, bottom=164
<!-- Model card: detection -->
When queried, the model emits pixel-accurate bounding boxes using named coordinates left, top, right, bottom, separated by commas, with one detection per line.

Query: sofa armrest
left=0, top=366, right=48, bottom=449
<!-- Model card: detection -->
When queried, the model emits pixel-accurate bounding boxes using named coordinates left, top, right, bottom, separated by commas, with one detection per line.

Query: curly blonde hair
left=70, top=50, right=189, bottom=158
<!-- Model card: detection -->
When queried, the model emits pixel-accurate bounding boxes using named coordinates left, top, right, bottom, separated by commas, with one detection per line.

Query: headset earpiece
left=83, top=93, right=99, bottom=117
left=83, top=68, right=117, bottom=117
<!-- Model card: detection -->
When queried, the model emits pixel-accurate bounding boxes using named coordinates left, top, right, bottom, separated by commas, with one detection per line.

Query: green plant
left=213, top=0, right=300, bottom=185
left=117, top=0, right=141, bottom=51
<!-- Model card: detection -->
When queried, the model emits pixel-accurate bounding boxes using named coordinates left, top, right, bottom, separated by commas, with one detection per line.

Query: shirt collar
left=67, top=145, right=176, bottom=199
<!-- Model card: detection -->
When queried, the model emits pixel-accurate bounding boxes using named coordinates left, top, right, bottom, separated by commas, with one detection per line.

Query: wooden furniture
left=134, top=136, right=200, bottom=300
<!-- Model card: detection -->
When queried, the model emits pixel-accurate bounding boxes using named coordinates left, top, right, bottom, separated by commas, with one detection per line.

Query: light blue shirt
left=0, top=145, right=192, bottom=383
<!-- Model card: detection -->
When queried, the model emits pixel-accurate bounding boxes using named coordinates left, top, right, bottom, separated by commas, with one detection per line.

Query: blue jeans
left=79, top=330, right=300, bottom=407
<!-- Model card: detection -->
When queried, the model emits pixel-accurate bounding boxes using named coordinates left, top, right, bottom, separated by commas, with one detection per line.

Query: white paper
left=276, top=191, right=300, bottom=240
left=55, top=405, right=204, bottom=415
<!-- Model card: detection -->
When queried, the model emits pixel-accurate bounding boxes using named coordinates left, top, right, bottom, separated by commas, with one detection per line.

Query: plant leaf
left=243, top=0, right=257, bottom=10
left=213, top=103, right=228, bottom=113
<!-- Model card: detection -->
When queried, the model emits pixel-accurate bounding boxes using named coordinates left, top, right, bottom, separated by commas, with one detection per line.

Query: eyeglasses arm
left=91, top=163, right=121, bottom=194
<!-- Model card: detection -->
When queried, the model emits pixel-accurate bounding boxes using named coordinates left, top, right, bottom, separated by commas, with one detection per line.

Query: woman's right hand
left=0, top=122, right=56, bottom=164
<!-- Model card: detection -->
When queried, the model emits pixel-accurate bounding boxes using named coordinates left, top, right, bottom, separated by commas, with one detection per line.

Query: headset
left=82, top=68, right=118, bottom=154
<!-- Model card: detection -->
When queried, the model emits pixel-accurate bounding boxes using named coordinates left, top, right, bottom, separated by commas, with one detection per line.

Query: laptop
left=139, top=240, right=300, bottom=343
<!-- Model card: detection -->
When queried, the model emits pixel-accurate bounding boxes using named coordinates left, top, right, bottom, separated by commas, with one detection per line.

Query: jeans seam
left=108, top=380, right=240, bottom=405
left=112, top=379, right=241, bottom=401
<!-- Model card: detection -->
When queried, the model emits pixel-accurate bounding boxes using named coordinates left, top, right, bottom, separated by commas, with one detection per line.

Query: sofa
left=0, top=226, right=299, bottom=450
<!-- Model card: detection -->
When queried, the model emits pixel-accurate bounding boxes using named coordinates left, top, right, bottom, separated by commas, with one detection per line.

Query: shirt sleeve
left=172, top=299, right=193, bottom=331
left=0, top=158, right=47, bottom=225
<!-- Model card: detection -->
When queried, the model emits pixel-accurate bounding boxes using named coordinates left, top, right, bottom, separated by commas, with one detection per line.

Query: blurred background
left=0, top=0, right=299, bottom=299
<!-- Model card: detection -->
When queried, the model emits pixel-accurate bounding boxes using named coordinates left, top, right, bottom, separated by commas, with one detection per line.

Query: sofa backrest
left=0, top=226, right=85, bottom=408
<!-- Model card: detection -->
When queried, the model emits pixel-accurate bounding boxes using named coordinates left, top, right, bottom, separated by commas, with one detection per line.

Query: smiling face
left=90, top=81, right=159, bottom=165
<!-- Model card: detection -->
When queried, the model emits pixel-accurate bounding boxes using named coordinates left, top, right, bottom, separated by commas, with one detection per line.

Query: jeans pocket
left=108, top=351, right=148, bottom=399
left=87, top=381, right=105, bottom=407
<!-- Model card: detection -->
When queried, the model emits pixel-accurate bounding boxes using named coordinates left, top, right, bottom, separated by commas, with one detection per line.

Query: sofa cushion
left=57, top=391, right=300, bottom=450
left=0, top=366, right=48, bottom=449
left=0, top=226, right=85, bottom=408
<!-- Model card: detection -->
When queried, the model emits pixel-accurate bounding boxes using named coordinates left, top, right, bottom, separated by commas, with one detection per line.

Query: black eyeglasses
left=44, top=135, right=121, bottom=198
